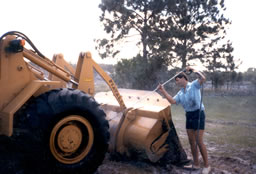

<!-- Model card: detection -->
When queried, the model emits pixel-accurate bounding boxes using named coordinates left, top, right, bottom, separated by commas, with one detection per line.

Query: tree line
left=99, top=64, right=256, bottom=95
left=95, top=0, right=243, bottom=90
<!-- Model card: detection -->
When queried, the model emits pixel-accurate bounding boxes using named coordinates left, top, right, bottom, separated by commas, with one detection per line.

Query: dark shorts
left=185, top=110, right=205, bottom=130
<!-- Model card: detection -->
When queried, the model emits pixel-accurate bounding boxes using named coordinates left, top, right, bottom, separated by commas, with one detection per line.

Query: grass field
left=171, top=95, right=256, bottom=164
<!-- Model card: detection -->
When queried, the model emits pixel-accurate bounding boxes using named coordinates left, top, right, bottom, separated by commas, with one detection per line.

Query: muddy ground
left=95, top=119, right=256, bottom=174
left=1, top=130, right=255, bottom=174
left=96, top=150, right=256, bottom=174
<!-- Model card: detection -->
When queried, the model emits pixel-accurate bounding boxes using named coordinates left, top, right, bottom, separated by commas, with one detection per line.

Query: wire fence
left=165, top=81, right=256, bottom=96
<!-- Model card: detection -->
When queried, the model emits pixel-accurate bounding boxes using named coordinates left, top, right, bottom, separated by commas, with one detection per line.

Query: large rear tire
left=13, top=88, right=109, bottom=174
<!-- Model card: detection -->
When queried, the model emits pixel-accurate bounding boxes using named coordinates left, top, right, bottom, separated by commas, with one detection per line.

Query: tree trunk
left=181, top=39, right=188, bottom=68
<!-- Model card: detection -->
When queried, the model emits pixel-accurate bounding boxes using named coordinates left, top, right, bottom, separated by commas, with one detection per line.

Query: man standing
left=158, top=67, right=211, bottom=174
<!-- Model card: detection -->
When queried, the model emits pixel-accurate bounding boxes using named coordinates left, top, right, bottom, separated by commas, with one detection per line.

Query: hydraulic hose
left=0, top=31, right=79, bottom=86
left=0, top=31, right=46, bottom=58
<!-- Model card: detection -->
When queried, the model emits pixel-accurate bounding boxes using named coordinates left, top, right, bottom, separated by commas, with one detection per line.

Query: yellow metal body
left=0, top=36, right=62, bottom=136
left=0, top=35, right=174, bottom=163
left=74, top=52, right=126, bottom=110
left=48, top=53, right=76, bottom=88
left=95, top=89, right=172, bottom=162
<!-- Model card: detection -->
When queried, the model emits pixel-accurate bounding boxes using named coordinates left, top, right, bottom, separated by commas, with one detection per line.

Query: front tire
left=13, top=88, right=109, bottom=174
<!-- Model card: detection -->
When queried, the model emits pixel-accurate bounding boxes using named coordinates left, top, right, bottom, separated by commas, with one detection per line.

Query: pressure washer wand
left=132, top=68, right=188, bottom=108
left=157, top=69, right=188, bottom=89
left=108, top=69, right=187, bottom=121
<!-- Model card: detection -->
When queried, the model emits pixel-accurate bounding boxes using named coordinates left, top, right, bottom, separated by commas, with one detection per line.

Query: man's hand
left=185, top=66, right=195, bottom=74
left=157, top=83, right=176, bottom=104
left=186, top=66, right=206, bottom=84
left=157, top=83, right=165, bottom=93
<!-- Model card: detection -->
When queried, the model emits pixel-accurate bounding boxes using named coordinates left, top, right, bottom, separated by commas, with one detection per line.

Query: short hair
left=175, top=72, right=188, bottom=81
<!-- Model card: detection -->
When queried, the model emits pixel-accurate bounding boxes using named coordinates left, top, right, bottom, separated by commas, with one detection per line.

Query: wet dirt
left=95, top=147, right=256, bottom=174
left=95, top=119, right=256, bottom=174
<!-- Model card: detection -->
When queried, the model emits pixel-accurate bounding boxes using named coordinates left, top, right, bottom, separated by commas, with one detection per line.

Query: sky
left=0, top=0, right=255, bottom=72
left=225, top=0, right=256, bottom=72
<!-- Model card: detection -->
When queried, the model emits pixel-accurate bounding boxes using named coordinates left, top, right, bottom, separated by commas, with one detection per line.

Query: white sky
left=1, top=0, right=255, bottom=72
left=225, top=0, right=256, bottom=71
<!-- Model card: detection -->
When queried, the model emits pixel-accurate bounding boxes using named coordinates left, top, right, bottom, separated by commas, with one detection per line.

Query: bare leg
left=197, top=130, right=209, bottom=167
left=187, top=129, right=199, bottom=166
left=187, top=129, right=209, bottom=167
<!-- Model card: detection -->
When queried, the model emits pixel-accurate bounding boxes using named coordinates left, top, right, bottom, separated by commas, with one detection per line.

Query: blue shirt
left=173, top=79, right=204, bottom=112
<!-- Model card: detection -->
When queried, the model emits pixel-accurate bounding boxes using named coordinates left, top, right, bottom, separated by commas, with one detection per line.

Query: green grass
left=170, top=95, right=256, bottom=162
left=203, top=96, right=256, bottom=123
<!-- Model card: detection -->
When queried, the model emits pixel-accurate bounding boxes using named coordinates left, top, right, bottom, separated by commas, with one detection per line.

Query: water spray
left=131, top=68, right=192, bottom=108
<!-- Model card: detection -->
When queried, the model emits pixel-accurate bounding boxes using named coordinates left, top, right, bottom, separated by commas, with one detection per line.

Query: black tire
left=13, top=88, right=109, bottom=174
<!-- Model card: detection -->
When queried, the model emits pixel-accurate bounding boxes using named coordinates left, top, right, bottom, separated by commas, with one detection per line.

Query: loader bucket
left=95, top=89, right=187, bottom=164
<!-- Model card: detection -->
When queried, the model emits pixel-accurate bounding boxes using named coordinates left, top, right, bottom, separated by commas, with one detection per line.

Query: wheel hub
left=58, top=125, right=82, bottom=153
left=50, top=115, right=94, bottom=164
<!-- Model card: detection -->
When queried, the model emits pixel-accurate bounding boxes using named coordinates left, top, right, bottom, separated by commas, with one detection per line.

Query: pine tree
left=96, top=0, right=237, bottom=88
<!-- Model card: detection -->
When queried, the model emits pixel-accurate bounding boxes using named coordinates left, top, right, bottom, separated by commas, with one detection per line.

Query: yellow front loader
left=0, top=31, right=188, bottom=174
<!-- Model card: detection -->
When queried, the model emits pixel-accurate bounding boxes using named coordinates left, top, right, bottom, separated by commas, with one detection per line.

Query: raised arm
left=186, top=67, right=206, bottom=85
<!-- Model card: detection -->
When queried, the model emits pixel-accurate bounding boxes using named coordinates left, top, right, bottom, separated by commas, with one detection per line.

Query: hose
left=134, top=68, right=204, bottom=172
left=0, top=31, right=80, bottom=85
left=190, top=82, right=204, bottom=174
left=0, top=31, right=46, bottom=58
